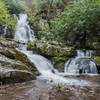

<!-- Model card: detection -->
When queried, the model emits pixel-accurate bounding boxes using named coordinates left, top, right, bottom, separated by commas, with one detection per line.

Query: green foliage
left=50, top=80, right=53, bottom=83
left=52, top=56, right=66, bottom=61
left=0, top=1, right=16, bottom=34
left=52, top=85, right=56, bottom=89
left=0, top=0, right=25, bottom=14
left=37, top=0, right=65, bottom=11
left=57, top=83, right=62, bottom=89
left=32, top=39, right=38, bottom=47
left=44, top=0, right=100, bottom=44
left=51, top=83, right=62, bottom=90
left=27, top=0, right=67, bottom=39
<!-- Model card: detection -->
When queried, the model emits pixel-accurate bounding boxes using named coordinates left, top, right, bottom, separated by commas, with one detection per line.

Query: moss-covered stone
left=0, top=38, right=37, bottom=84
left=51, top=56, right=68, bottom=72
left=94, top=56, right=100, bottom=64
left=92, top=56, right=100, bottom=74
left=28, top=40, right=76, bottom=57
left=52, top=56, right=67, bottom=61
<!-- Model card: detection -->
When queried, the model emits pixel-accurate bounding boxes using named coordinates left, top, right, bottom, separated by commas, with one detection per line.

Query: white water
left=14, top=14, right=35, bottom=42
left=65, top=50, right=97, bottom=74
left=14, top=14, right=97, bottom=86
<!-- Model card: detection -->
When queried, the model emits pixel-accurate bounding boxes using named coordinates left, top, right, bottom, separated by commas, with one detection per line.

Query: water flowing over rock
left=0, top=12, right=99, bottom=86
left=14, top=14, right=35, bottom=43
left=65, top=50, right=98, bottom=74
left=12, top=13, right=99, bottom=86
left=0, top=37, right=36, bottom=84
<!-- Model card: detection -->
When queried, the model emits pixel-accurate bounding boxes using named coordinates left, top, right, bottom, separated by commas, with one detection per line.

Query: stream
left=0, top=14, right=100, bottom=100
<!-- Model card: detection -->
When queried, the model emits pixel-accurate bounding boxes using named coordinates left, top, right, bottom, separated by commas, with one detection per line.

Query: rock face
left=28, top=40, right=76, bottom=57
left=0, top=37, right=37, bottom=84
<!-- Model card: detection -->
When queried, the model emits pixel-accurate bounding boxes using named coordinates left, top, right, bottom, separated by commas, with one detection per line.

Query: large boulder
left=28, top=40, right=76, bottom=57
left=51, top=56, right=68, bottom=72
left=0, top=37, right=37, bottom=84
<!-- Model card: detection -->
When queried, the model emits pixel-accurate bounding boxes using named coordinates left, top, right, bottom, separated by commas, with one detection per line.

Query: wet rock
left=0, top=53, right=36, bottom=84
left=0, top=37, right=19, bottom=48
left=0, top=48, right=37, bottom=72
left=39, top=93, right=49, bottom=100
left=92, top=56, right=100, bottom=74
left=28, top=40, right=76, bottom=57
left=0, top=66, right=35, bottom=84
left=0, top=38, right=37, bottom=84
left=51, top=57, right=68, bottom=72
left=39, top=86, right=72, bottom=100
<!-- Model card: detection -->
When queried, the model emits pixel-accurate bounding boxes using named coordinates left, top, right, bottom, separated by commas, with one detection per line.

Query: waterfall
left=14, top=14, right=35, bottom=42
left=65, top=50, right=98, bottom=74
left=14, top=14, right=96, bottom=86
left=14, top=13, right=56, bottom=76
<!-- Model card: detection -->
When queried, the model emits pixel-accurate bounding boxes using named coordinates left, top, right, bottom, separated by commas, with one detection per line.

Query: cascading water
left=65, top=50, right=98, bottom=74
left=14, top=14, right=97, bottom=86
left=14, top=14, right=57, bottom=75
left=14, top=14, right=34, bottom=42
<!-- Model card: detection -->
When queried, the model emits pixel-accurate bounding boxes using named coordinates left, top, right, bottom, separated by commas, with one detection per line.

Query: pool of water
left=0, top=75, right=100, bottom=100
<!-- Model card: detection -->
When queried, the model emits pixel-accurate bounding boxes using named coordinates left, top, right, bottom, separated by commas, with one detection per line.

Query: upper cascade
left=64, top=50, right=98, bottom=74
left=14, top=14, right=35, bottom=43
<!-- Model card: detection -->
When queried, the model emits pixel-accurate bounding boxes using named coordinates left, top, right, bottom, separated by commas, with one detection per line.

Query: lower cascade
left=65, top=50, right=98, bottom=74
left=14, top=13, right=98, bottom=86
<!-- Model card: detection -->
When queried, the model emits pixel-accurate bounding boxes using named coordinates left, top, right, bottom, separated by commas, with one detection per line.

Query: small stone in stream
left=39, top=93, right=49, bottom=100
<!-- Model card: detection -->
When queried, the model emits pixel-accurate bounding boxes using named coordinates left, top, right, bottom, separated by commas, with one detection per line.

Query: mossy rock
left=92, top=56, right=100, bottom=74
left=0, top=37, right=20, bottom=48
left=50, top=56, right=68, bottom=72
left=0, top=53, right=36, bottom=84
left=28, top=40, right=76, bottom=57
left=0, top=38, right=38, bottom=84
left=94, top=56, right=100, bottom=65
left=0, top=66, right=36, bottom=84
left=0, top=48, right=37, bottom=72
left=52, top=56, right=67, bottom=62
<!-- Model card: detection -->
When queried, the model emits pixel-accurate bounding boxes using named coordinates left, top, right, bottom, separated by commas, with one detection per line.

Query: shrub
left=46, top=0, right=100, bottom=45
left=28, top=0, right=67, bottom=39
left=0, top=1, right=16, bottom=35
left=0, top=0, right=25, bottom=14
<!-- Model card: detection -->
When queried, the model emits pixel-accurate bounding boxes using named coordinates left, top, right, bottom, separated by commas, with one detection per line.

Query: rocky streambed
left=0, top=75, right=100, bottom=100
left=0, top=37, right=100, bottom=100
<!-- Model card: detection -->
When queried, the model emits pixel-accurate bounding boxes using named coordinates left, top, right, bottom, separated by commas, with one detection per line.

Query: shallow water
left=0, top=75, right=100, bottom=100
left=0, top=79, right=49, bottom=100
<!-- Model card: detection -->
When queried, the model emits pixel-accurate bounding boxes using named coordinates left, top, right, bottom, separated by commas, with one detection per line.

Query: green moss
left=94, top=56, right=100, bottom=64
left=52, top=56, right=66, bottom=61
left=13, top=49, right=32, bottom=67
